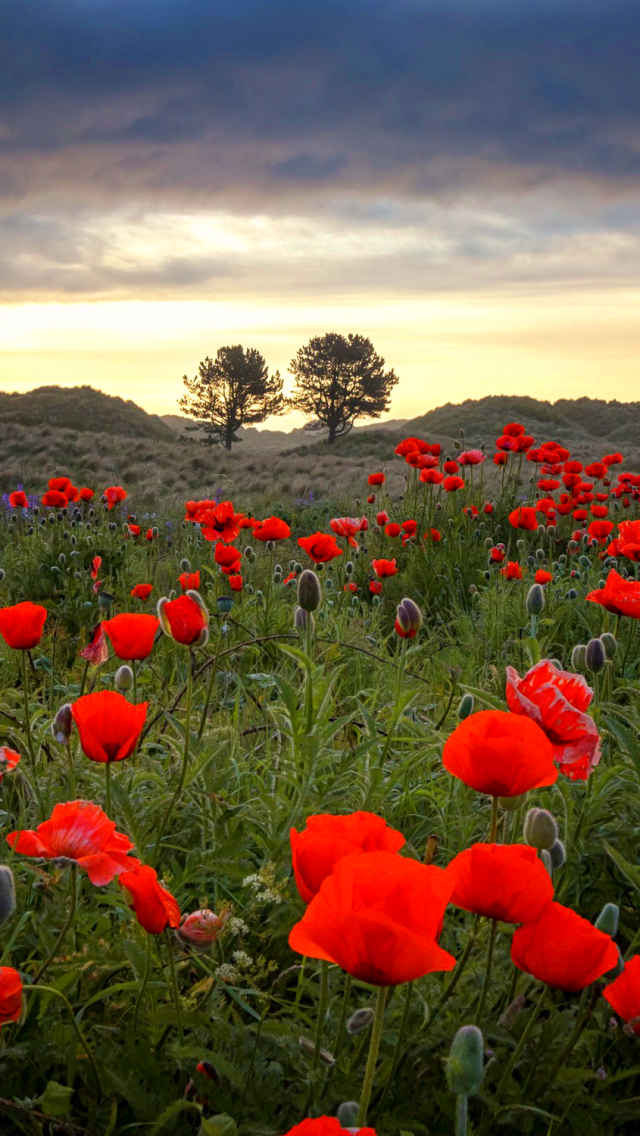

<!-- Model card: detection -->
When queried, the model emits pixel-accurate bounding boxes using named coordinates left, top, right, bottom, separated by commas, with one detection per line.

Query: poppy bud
left=600, top=632, right=617, bottom=659
left=180, top=558, right=191, bottom=572
left=0, top=865, right=16, bottom=927
left=58, top=552, right=66, bottom=566
left=537, top=525, right=546, bottom=537
left=446, top=1024, right=484, bottom=1098
left=499, top=791, right=528, bottom=812
left=469, top=584, right=477, bottom=595
left=294, top=562, right=303, bottom=574
left=266, top=540, right=275, bottom=552
left=586, top=637, right=606, bottom=673
left=52, top=702, right=73, bottom=744
left=346, top=1007, right=375, bottom=1035
left=516, top=539, right=524, bottom=550
left=0, top=570, right=4, bottom=582
left=523, top=807, right=558, bottom=850
left=567, top=588, right=578, bottom=600
left=245, top=546, right=255, bottom=561
left=176, top=908, right=226, bottom=949
left=568, top=540, right=577, bottom=551
left=595, top=902, right=619, bottom=938
left=548, top=839, right=566, bottom=870
left=294, top=606, right=314, bottom=632
left=272, top=572, right=282, bottom=584
left=541, top=849, right=553, bottom=876
left=298, top=1036, right=335, bottom=1065
left=337, top=1102, right=359, bottom=1127
left=115, top=665, right=134, bottom=692
left=395, top=597, right=422, bottom=637
left=535, top=548, right=545, bottom=560
left=195, top=626, right=209, bottom=648
left=498, top=993, right=526, bottom=1030
left=297, top=569, right=322, bottom=612
left=345, top=561, right=354, bottom=574
left=526, top=584, right=545, bottom=616
left=186, top=590, right=209, bottom=625
left=606, top=945, right=624, bottom=980
left=457, top=693, right=474, bottom=720
left=571, top=643, right=587, bottom=670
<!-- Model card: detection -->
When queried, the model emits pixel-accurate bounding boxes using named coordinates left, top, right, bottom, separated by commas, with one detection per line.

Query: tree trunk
left=328, top=423, right=336, bottom=443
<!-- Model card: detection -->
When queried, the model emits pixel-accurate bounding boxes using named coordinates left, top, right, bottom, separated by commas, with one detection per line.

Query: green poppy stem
left=105, top=760, right=112, bottom=816
left=312, top=960, right=329, bottom=1071
left=33, top=864, right=78, bottom=985
left=475, top=918, right=498, bottom=1023
left=495, top=984, right=548, bottom=1098
left=489, top=795, right=499, bottom=842
left=26, top=984, right=102, bottom=1101
left=456, top=1094, right=469, bottom=1136
left=153, top=648, right=193, bottom=864
left=20, top=649, right=37, bottom=772
left=133, top=931, right=154, bottom=1032
left=357, top=985, right=387, bottom=1126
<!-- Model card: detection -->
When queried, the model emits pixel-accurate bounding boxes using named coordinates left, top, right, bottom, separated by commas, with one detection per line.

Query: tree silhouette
left=179, top=346, right=285, bottom=449
left=288, top=333, right=398, bottom=443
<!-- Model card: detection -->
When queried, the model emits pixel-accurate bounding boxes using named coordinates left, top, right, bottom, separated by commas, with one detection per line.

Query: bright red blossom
left=131, top=584, right=153, bottom=601
left=119, top=864, right=180, bottom=934
left=447, top=843, right=553, bottom=924
left=103, top=613, right=159, bottom=661
left=71, top=691, right=148, bottom=764
left=0, top=601, right=47, bottom=650
left=297, top=533, right=343, bottom=563
left=160, top=595, right=208, bottom=645
left=252, top=516, right=291, bottom=542
left=0, top=968, right=23, bottom=1026
left=443, top=709, right=557, bottom=797
left=587, top=570, right=640, bottom=619
left=283, top=1121, right=376, bottom=1136
left=506, top=660, right=600, bottom=780
left=8, top=800, right=138, bottom=886
left=511, top=902, right=618, bottom=991
left=603, top=955, right=640, bottom=1034
left=290, top=811, right=405, bottom=904
left=372, top=558, right=398, bottom=578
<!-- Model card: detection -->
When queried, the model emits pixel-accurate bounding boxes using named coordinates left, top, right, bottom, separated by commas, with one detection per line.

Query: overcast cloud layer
left=0, top=0, right=639, bottom=303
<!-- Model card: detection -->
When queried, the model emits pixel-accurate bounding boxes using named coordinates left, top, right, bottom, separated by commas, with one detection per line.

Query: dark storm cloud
left=1, top=0, right=640, bottom=206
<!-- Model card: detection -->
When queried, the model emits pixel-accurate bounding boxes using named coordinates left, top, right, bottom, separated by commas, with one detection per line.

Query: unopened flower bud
left=345, top=561, right=354, bottom=575
left=396, top=597, right=422, bottom=636
left=176, top=908, right=227, bottom=950
left=457, top=693, right=474, bottom=720
left=526, top=584, right=545, bottom=616
left=298, top=1036, right=335, bottom=1065
left=337, top=1102, right=359, bottom=1127
left=294, top=606, right=314, bottom=633
left=346, top=1007, right=375, bottom=1035
left=523, top=807, right=558, bottom=850
left=0, top=865, right=16, bottom=927
left=548, top=839, right=566, bottom=870
left=446, top=1025, right=484, bottom=1097
left=586, top=637, right=606, bottom=673
left=180, top=558, right=191, bottom=572
left=571, top=644, right=587, bottom=671
left=600, top=632, right=617, bottom=659
left=541, top=849, right=553, bottom=876
left=52, top=702, right=73, bottom=744
left=297, top=569, right=322, bottom=612
left=595, top=902, right=619, bottom=938
left=186, top=590, right=209, bottom=626
left=115, top=665, right=134, bottom=692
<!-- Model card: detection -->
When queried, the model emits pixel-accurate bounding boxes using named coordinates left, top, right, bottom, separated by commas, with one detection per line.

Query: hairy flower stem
left=489, top=795, right=499, bottom=842
left=475, top=918, right=498, bottom=1023
left=26, top=984, right=102, bottom=1100
left=20, top=650, right=37, bottom=773
left=197, top=622, right=223, bottom=741
left=133, top=932, right=153, bottom=1032
left=357, top=986, right=387, bottom=1126
left=312, top=960, right=329, bottom=1073
left=105, top=760, right=112, bottom=817
left=456, top=1094, right=469, bottom=1136
left=164, top=928, right=184, bottom=1044
left=153, top=649, right=193, bottom=865
left=33, top=864, right=78, bottom=985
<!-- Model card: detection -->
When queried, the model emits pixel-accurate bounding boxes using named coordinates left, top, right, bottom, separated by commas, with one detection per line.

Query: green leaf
left=37, top=1080, right=74, bottom=1117
left=604, top=842, right=640, bottom=893
left=200, top=1116, right=238, bottom=1136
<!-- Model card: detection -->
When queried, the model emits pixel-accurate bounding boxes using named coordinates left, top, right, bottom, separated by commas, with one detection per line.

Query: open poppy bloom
left=103, top=613, right=159, bottom=660
left=420, top=468, right=444, bottom=484
left=79, top=622, right=109, bottom=666
left=289, top=851, right=456, bottom=986
left=443, top=709, right=557, bottom=797
left=616, top=520, right=640, bottom=562
left=368, top=472, right=385, bottom=486
left=0, top=601, right=47, bottom=650
left=372, top=558, right=398, bottom=578
left=603, top=955, right=640, bottom=1034
left=0, top=746, right=21, bottom=783
left=252, top=516, right=291, bottom=542
left=131, top=583, right=153, bottom=601
left=0, top=967, right=23, bottom=1026
left=195, top=501, right=244, bottom=543
left=119, top=864, right=180, bottom=934
left=103, top=485, right=127, bottom=509
left=290, top=811, right=405, bottom=904
left=534, top=569, right=553, bottom=585
left=447, top=843, right=553, bottom=924
left=71, top=691, right=148, bottom=762
left=443, top=476, right=465, bottom=492
left=158, top=594, right=209, bottom=645
left=79, top=487, right=94, bottom=501
left=284, top=1121, right=377, bottom=1136
left=330, top=516, right=367, bottom=547
left=509, top=506, right=538, bottom=530
left=178, top=571, right=200, bottom=592
left=214, top=543, right=242, bottom=574
left=8, top=800, right=138, bottom=885
left=500, top=562, right=523, bottom=580
left=9, top=490, right=28, bottom=508
left=506, top=660, right=600, bottom=781
left=395, top=437, right=429, bottom=457
left=511, top=901, right=618, bottom=991
left=229, top=574, right=243, bottom=591
left=298, top=532, right=343, bottom=563
left=586, top=570, right=640, bottom=619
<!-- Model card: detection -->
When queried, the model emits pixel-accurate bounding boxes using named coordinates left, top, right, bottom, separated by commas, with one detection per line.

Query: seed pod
left=446, top=1024, right=484, bottom=1097
left=0, top=865, right=16, bottom=927
left=457, top=693, right=474, bottom=720
left=346, top=1007, right=375, bottom=1035
left=297, top=569, right=322, bottom=612
left=523, top=807, right=558, bottom=850
left=548, top=839, right=566, bottom=870
left=115, top=665, right=134, bottom=692
left=526, top=584, right=545, bottom=616
left=586, top=637, right=606, bottom=673
left=600, top=632, right=617, bottom=659
left=52, top=703, right=73, bottom=744
left=595, top=902, right=619, bottom=938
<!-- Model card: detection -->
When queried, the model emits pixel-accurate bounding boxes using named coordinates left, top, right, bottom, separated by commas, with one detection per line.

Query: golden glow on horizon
left=1, top=290, right=640, bottom=427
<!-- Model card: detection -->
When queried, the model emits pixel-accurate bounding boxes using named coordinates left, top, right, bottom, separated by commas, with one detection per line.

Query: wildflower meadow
left=1, top=422, right=640, bottom=1136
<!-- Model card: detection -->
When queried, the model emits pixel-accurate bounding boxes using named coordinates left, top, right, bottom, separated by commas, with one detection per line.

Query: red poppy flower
left=603, top=452, right=623, bottom=466
left=493, top=452, right=508, bottom=466
left=447, top=843, right=553, bottom=924
left=343, top=581, right=357, bottom=592
left=508, top=506, right=538, bottom=531
left=502, top=422, right=525, bottom=437
left=215, top=543, right=242, bottom=574
left=9, top=490, right=28, bottom=508
left=376, top=510, right=389, bottom=525
left=71, top=691, right=148, bottom=763
left=402, top=519, right=417, bottom=536
left=290, top=811, right=405, bottom=905
left=372, top=558, right=398, bottom=578
left=298, top=533, right=343, bottom=563
left=119, top=864, right=180, bottom=934
left=443, top=709, right=557, bottom=797
left=603, top=955, right=640, bottom=1034
left=585, top=462, right=607, bottom=479
left=330, top=516, right=367, bottom=547
left=131, top=583, right=153, bottom=601
left=102, top=613, right=159, bottom=661
left=79, top=623, right=109, bottom=666
left=66, top=485, right=79, bottom=503
left=178, top=571, right=200, bottom=592
left=8, top=800, right=138, bottom=885
left=79, top=487, right=94, bottom=501
left=159, top=594, right=208, bottom=645
left=90, top=555, right=102, bottom=582
left=506, top=660, right=600, bottom=781
left=534, top=569, right=553, bottom=585
left=538, top=479, right=560, bottom=492
left=395, top=437, right=429, bottom=457
left=367, top=494, right=376, bottom=504
left=42, top=489, right=67, bottom=508
left=0, top=601, right=47, bottom=650
left=500, top=562, right=523, bottom=580
left=443, top=476, right=465, bottom=492
left=48, top=476, right=71, bottom=493
left=103, top=486, right=127, bottom=509
left=369, top=579, right=383, bottom=594
left=228, top=573, right=243, bottom=591
left=588, top=520, right=614, bottom=544
left=425, top=528, right=442, bottom=542
left=0, top=746, right=20, bottom=784
left=368, top=472, right=385, bottom=486
left=252, top=516, right=291, bottom=542
left=191, top=500, right=244, bottom=543
left=616, top=520, right=640, bottom=562
left=284, top=1121, right=376, bottom=1136
left=459, top=449, right=485, bottom=466
left=420, top=468, right=444, bottom=484
left=444, top=460, right=460, bottom=474
left=512, top=902, right=618, bottom=991
left=0, top=967, right=23, bottom=1026
left=126, top=524, right=141, bottom=537
left=490, top=547, right=506, bottom=564
left=483, top=502, right=494, bottom=514
left=289, top=851, right=456, bottom=986
left=385, top=522, right=402, bottom=538
left=587, top=570, right=640, bottom=619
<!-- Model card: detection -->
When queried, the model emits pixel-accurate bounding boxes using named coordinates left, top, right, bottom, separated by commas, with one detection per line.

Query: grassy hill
left=1, top=386, right=639, bottom=507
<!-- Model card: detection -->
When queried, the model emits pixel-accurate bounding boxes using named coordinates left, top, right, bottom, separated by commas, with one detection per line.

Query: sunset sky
left=1, top=1, right=640, bottom=428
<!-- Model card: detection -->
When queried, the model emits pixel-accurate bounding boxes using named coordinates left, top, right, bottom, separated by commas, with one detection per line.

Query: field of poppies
left=1, top=421, right=640, bottom=1136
